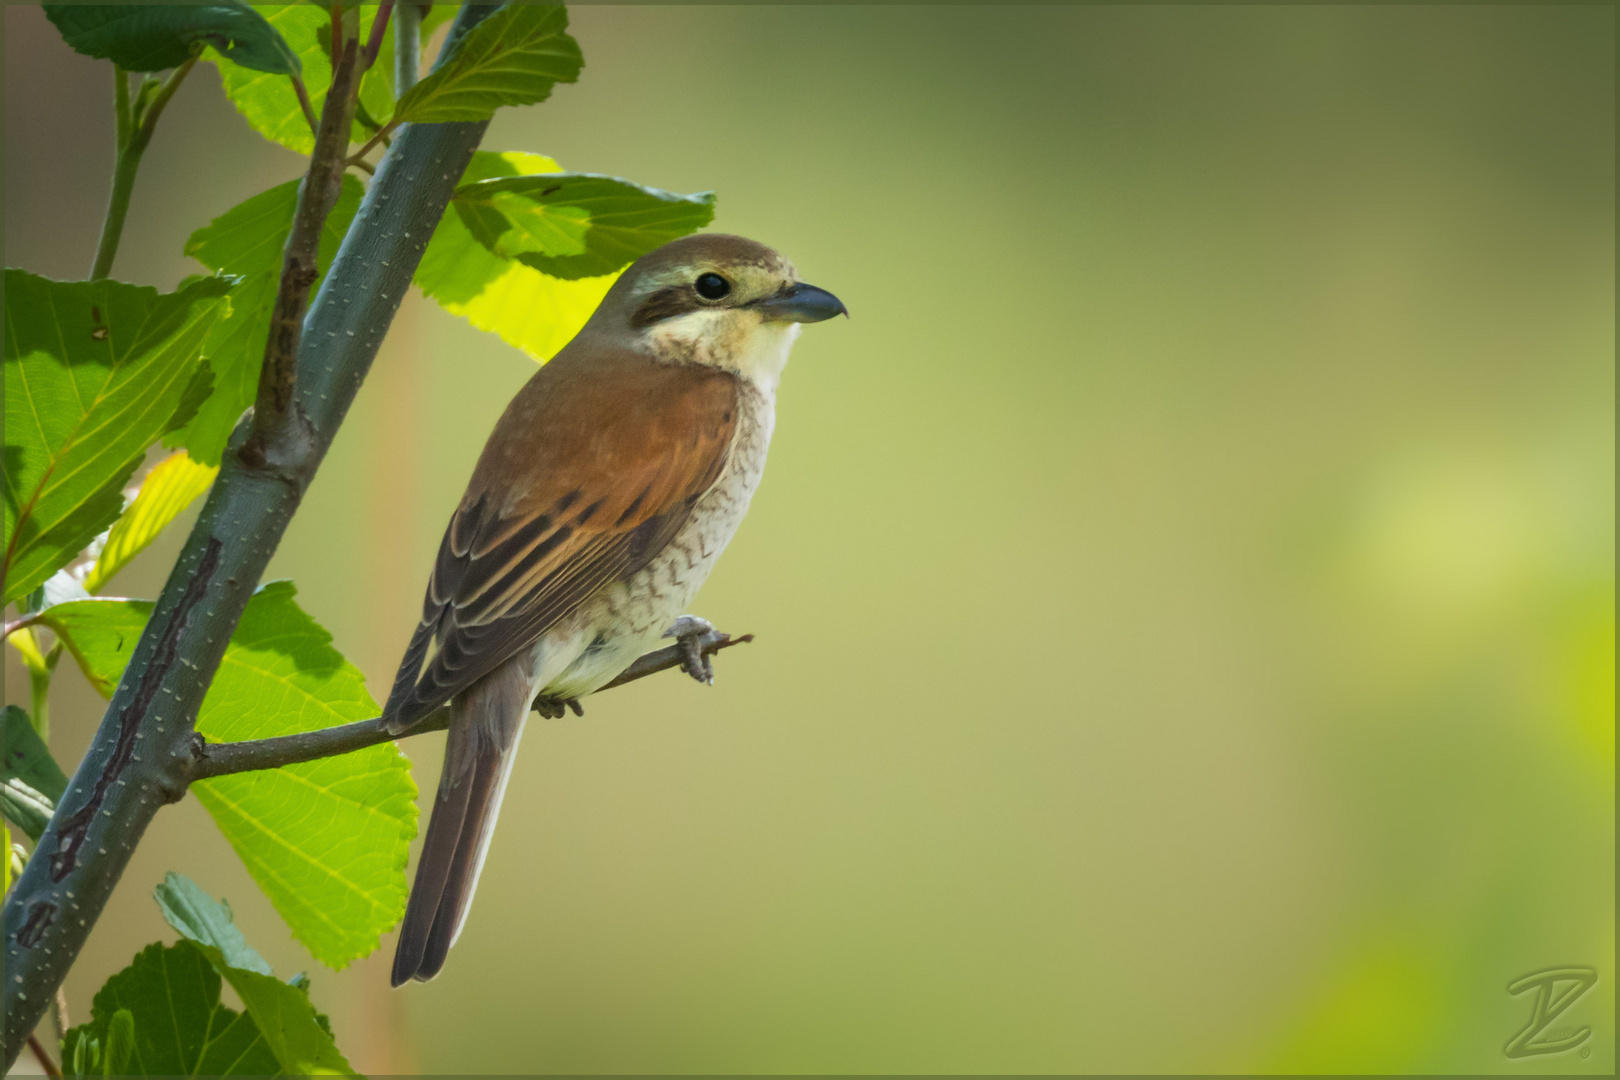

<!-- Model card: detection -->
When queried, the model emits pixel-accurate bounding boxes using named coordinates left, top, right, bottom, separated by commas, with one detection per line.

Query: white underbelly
left=531, top=381, right=775, bottom=701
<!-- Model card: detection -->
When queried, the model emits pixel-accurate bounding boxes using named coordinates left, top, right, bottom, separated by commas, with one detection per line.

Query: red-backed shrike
left=382, top=234, right=845, bottom=985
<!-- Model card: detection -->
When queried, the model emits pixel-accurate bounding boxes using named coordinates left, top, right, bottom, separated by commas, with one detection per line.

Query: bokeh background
left=5, top=4, right=1614, bottom=1074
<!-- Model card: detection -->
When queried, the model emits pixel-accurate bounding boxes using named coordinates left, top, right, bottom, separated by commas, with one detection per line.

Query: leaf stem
left=188, top=633, right=753, bottom=781
left=9, top=629, right=61, bottom=741
left=89, top=56, right=198, bottom=281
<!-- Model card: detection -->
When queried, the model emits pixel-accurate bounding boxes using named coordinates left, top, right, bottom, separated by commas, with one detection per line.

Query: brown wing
left=381, top=348, right=739, bottom=730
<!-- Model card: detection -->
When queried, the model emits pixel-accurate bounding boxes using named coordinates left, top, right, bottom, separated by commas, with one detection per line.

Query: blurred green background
left=5, top=4, right=1613, bottom=1074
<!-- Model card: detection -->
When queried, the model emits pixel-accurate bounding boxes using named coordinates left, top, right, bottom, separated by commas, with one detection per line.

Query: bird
left=380, top=233, right=845, bottom=986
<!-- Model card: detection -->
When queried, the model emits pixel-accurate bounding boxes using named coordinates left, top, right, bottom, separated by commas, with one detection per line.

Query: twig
left=26, top=1034, right=60, bottom=1078
left=347, top=123, right=395, bottom=171
left=240, top=23, right=363, bottom=471
left=362, top=1, right=395, bottom=71
left=189, top=632, right=753, bottom=781
left=290, top=74, right=319, bottom=136
left=51, top=988, right=68, bottom=1045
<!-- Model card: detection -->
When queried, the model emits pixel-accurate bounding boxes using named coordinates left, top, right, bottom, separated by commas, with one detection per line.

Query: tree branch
left=239, top=17, right=362, bottom=473
left=187, top=632, right=754, bottom=781
left=1, top=6, right=502, bottom=1068
left=394, top=1, right=422, bottom=94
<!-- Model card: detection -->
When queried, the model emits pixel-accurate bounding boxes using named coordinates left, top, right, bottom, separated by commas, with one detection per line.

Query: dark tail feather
left=392, top=663, right=531, bottom=987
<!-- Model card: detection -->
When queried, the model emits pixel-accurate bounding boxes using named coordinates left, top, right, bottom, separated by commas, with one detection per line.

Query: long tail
left=392, top=660, right=532, bottom=986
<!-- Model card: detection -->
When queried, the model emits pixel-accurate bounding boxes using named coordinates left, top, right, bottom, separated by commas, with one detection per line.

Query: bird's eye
left=695, top=272, right=731, bottom=300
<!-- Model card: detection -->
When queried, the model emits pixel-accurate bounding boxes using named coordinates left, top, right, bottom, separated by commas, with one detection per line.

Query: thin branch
left=290, top=74, right=319, bottom=136
left=362, top=1, right=395, bottom=71
left=394, top=0, right=422, bottom=94
left=89, top=56, right=196, bottom=281
left=347, top=123, right=395, bottom=171
left=26, top=1034, right=59, bottom=1079
left=189, top=632, right=754, bottom=782
left=240, top=29, right=363, bottom=471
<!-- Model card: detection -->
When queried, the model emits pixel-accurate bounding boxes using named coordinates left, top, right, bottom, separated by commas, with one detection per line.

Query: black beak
left=753, top=282, right=848, bottom=324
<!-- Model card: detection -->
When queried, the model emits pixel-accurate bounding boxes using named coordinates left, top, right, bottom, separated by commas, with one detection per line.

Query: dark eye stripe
left=631, top=285, right=703, bottom=329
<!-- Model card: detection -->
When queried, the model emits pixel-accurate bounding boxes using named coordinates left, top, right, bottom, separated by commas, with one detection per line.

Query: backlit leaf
left=83, top=450, right=217, bottom=593
left=415, top=151, right=617, bottom=360
left=207, top=4, right=388, bottom=153
left=44, top=2, right=299, bottom=75
left=3, top=270, right=232, bottom=603
left=455, top=172, right=716, bottom=280
left=42, top=583, right=417, bottom=967
left=175, top=175, right=363, bottom=464
left=394, top=3, right=581, bottom=124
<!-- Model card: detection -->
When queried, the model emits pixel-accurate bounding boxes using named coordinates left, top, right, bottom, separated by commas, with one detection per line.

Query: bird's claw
left=664, top=615, right=720, bottom=685
left=534, top=695, right=584, bottom=719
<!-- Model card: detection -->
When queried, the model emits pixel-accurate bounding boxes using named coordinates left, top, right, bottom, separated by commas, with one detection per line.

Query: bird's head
left=586, top=233, right=846, bottom=387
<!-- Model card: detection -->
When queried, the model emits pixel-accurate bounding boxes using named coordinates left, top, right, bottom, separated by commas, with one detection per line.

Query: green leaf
left=455, top=172, right=717, bottom=280
left=3, top=271, right=233, bottom=603
left=61, top=941, right=279, bottom=1076
left=44, top=3, right=300, bottom=75
left=415, top=152, right=617, bottom=360
left=155, top=871, right=274, bottom=975
left=2, top=822, right=11, bottom=895
left=208, top=4, right=449, bottom=154
left=155, top=873, right=356, bottom=1074
left=103, top=1009, right=136, bottom=1077
left=83, top=450, right=217, bottom=593
left=174, top=175, right=363, bottom=464
left=2, top=704, right=69, bottom=841
left=43, top=583, right=418, bottom=968
left=395, top=3, right=581, bottom=124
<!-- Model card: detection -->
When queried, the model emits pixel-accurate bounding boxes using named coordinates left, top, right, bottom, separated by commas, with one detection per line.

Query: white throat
left=645, top=310, right=801, bottom=392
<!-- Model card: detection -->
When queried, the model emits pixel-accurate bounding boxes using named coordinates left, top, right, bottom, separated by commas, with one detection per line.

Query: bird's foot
left=533, top=695, right=584, bottom=719
left=663, top=615, right=723, bottom=685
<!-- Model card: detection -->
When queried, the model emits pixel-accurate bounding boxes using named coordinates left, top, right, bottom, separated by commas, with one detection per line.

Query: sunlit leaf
left=394, top=3, right=581, bottom=124
left=1, top=705, right=68, bottom=842
left=44, top=2, right=299, bottom=75
left=83, top=450, right=217, bottom=593
left=455, top=172, right=716, bottom=280
left=43, top=583, right=417, bottom=967
left=207, top=4, right=386, bottom=153
left=155, top=873, right=356, bottom=1074
left=3, top=270, right=232, bottom=603
left=415, top=151, right=617, bottom=360
left=174, top=175, right=363, bottom=464
left=60, top=941, right=279, bottom=1076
